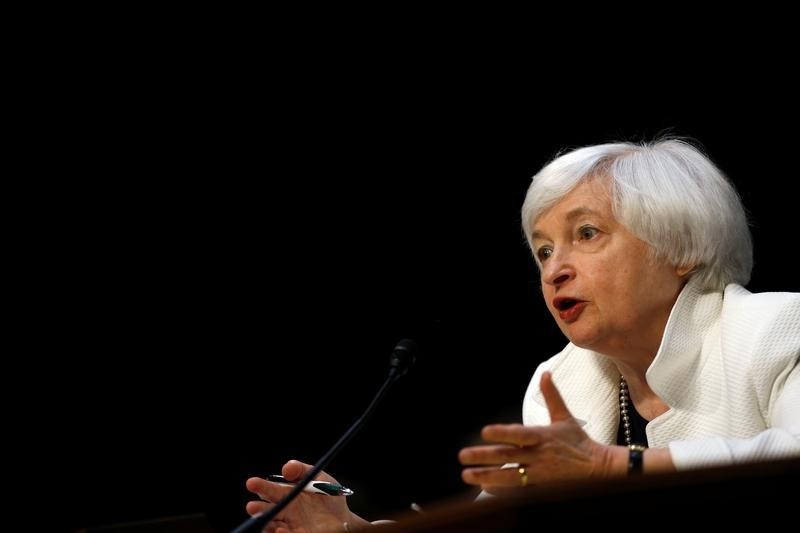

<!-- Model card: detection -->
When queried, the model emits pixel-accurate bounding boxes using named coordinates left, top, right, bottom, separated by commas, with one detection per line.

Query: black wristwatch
left=628, top=444, right=647, bottom=475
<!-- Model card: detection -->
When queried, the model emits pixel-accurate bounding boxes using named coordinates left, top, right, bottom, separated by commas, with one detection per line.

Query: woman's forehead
left=533, top=181, right=614, bottom=230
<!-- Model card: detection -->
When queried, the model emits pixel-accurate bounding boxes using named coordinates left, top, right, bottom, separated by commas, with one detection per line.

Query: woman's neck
left=614, top=360, right=669, bottom=421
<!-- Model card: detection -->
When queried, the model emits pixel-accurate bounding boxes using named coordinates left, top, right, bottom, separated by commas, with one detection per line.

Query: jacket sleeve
left=669, top=362, right=800, bottom=469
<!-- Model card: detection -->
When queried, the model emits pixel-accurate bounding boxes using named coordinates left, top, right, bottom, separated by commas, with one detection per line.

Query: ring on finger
left=518, top=466, right=528, bottom=487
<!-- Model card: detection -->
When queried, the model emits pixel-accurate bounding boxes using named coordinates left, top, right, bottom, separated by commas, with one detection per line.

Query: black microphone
left=232, top=338, right=418, bottom=533
left=389, top=338, right=416, bottom=378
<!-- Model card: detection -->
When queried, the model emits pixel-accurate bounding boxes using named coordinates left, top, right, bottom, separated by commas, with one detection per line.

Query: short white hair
left=521, top=139, right=753, bottom=290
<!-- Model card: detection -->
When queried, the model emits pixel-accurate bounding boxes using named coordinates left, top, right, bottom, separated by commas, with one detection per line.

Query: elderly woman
left=243, top=139, right=799, bottom=530
left=459, top=139, right=799, bottom=487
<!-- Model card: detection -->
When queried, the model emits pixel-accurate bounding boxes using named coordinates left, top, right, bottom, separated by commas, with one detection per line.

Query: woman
left=459, top=138, right=799, bottom=487
left=244, top=139, right=799, bottom=530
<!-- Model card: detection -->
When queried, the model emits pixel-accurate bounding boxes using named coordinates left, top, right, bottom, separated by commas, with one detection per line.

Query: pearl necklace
left=620, top=375, right=649, bottom=475
left=619, top=375, right=634, bottom=446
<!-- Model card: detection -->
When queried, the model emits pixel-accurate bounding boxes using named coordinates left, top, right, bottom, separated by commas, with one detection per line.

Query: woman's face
left=531, top=178, right=687, bottom=360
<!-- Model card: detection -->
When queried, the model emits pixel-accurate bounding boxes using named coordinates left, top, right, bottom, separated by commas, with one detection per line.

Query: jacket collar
left=525, top=276, right=723, bottom=440
left=646, top=277, right=723, bottom=407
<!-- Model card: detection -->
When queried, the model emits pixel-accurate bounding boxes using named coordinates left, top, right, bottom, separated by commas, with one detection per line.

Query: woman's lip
left=552, top=296, right=583, bottom=310
left=559, top=301, right=588, bottom=323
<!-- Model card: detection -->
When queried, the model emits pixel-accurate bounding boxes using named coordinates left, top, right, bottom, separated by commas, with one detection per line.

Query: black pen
left=266, top=475, right=354, bottom=496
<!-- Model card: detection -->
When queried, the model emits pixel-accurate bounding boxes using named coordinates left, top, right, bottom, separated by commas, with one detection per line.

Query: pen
left=266, top=475, right=354, bottom=496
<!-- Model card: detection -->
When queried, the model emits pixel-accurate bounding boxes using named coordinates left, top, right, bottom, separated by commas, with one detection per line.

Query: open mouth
left=555, top=298, right=579, bottom=311
left=553, top=297, right=587, bottom=323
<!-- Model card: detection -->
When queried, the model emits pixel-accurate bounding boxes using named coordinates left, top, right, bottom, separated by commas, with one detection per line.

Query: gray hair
left=521, top=139, right=753, bottom=290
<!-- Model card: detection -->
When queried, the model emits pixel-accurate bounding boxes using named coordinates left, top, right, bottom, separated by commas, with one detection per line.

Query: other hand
left=459, top=371, right=620, bottom=492
left=245, top=459, right=369, bottom=533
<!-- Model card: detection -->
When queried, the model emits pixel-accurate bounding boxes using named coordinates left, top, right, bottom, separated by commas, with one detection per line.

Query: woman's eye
left=578, top=226, right=598, bottom=240
left=537, top=247, right=553, bottom=261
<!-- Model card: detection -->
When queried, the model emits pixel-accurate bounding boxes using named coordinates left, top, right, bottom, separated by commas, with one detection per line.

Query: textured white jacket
left=522, top=278, right=800, bottom=469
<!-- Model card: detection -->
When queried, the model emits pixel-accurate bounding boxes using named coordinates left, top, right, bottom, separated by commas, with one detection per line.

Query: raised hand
left=459, top=371, right=620, bottom=491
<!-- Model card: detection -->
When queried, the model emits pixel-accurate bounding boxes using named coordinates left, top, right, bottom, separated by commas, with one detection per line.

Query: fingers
left=461, top=465, right=525, bottom=488
left=282, top=459, right=338, bottom=484
left=244, top=500, right=291, bottom=533
left=540, top=371, right=572, bottom=423
left=459, top=444, right=526, bottom=465
left=479, top=423, right=542, bottom=447
left=246, top=476, right=291, bottom=504
left=282, top=459, right=312, bottom=482
left=246, top=499, right=272, bottom=516
left=268, top=520, right=292, bottom=533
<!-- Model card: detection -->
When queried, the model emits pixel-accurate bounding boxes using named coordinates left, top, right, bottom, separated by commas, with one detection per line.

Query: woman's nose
left=541, top=252, right=575, bottom=287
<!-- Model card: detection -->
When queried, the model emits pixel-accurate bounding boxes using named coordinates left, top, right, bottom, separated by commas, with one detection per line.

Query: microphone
left=389, top=338, right=416, bottom=378
left=232, top=338, right=418, bottom=533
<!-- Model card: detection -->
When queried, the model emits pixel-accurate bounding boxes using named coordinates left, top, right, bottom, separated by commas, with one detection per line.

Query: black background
left=36, top=32, right=800, bottom=532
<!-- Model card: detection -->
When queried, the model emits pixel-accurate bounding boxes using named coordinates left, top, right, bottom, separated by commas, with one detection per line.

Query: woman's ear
left=676, top=264, right=695, bottom=277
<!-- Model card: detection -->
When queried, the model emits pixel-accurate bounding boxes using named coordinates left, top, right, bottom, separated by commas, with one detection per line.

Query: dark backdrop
left=46, top=56, right=799, bottom=532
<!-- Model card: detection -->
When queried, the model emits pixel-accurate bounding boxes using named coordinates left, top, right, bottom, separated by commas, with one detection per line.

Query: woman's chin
left=563, top=329, right=602, bottom=351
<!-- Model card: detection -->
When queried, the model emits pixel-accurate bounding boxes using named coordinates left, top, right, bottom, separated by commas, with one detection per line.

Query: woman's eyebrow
left=532, top=206, right=603, bottom=240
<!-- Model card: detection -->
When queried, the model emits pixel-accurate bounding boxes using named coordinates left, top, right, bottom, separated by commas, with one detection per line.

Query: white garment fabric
left=522, top=278, right=800, bottom=469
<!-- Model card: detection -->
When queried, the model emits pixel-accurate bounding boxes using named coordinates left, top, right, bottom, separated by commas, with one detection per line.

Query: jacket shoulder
left=721, top=285, right=800, bottom=364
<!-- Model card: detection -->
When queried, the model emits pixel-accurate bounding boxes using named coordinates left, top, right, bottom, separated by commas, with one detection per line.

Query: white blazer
left=522, top=278, right=800, bottom=469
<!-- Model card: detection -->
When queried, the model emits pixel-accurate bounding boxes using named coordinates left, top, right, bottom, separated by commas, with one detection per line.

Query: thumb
left=540, top=371, right=573, bottom=423
left=282, top=459, right=312, bottom=481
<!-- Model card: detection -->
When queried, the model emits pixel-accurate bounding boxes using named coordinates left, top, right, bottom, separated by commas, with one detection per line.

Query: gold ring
left=518, top=466, right=528, bottom=487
